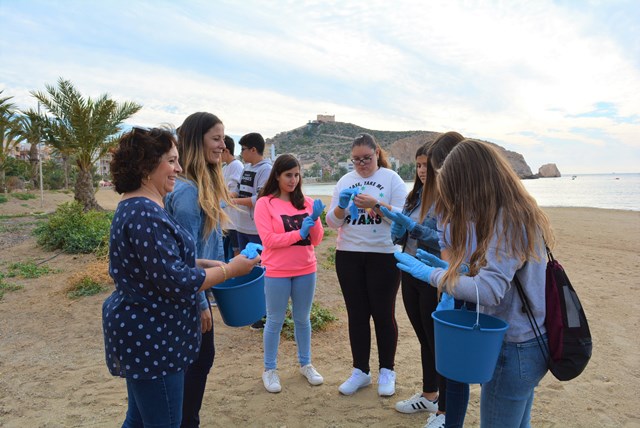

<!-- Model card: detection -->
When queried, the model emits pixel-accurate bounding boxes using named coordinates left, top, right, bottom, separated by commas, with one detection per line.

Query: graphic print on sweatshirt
left=343, top=182, right=386, bottom=233
left=280, top=213, right=311, bottom=246
left=238, top=170, right=257, bottom=198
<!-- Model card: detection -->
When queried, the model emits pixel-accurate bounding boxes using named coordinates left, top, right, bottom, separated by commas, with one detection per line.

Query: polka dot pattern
left=102, top=197, right=206, bottom=379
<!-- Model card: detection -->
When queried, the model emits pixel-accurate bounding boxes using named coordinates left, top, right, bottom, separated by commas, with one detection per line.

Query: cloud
left=1, top=0, right=638, bottom=173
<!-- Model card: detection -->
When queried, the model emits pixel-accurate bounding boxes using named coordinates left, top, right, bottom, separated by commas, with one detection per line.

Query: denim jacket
left=392, top=188, right=441, bottom=257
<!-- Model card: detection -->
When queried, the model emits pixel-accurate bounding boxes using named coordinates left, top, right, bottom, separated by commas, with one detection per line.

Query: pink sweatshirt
left=254, top=195, right=324, bottom=278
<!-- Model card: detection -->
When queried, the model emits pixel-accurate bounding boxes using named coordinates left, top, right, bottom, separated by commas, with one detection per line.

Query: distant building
left=317, top=114, right=335, bottom=123
left=338, top=161, right=354, bottom=172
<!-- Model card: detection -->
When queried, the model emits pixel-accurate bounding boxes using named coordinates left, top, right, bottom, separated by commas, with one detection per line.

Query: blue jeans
left=480, top=336, right=548, bottom=428
left=123, top=370, right=185, bottom=428
left=263, top=273, right=316, bottom=370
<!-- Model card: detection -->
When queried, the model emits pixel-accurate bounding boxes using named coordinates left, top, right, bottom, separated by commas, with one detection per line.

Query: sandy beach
left=0, top=189, right=639, bottom=427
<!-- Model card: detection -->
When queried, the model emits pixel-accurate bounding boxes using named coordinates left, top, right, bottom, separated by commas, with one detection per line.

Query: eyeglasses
left=240, top=146, right=251, bottom=152
left=351, top=155, right=374, bottom=165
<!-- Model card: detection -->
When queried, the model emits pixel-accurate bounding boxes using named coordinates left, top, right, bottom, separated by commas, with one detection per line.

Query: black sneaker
left=250, top=318, right=265, bottom=330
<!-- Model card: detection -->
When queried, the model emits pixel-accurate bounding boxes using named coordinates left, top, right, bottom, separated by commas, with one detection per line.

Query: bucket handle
left=472, top=281, right=480, bottom=329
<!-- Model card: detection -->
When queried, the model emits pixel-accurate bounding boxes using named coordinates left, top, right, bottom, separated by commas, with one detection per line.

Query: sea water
left=302, top=173, right=640, bottom=211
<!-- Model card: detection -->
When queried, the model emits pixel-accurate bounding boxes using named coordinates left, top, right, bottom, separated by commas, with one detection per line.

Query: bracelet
left=219, top=264, right=228, bottom=282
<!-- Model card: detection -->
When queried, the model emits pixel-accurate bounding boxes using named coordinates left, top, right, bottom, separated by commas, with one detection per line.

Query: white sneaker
left=395, top=392, right=439, bottom=413
left=424, top=413, right=446, bottom=428
left=300, top=364, right=324, bottom=386
left=262, top=369, right=281, bottom=393
left=338, top=368, right=371, bottom=395
left=377, top=368, right=396, bottom=396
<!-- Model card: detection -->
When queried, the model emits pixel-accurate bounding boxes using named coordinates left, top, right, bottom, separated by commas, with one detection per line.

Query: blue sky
left=1, top=0, right=639, bottom=174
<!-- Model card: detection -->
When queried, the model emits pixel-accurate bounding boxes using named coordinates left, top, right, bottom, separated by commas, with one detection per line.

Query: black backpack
left=514, top=248, right=592, bottom=381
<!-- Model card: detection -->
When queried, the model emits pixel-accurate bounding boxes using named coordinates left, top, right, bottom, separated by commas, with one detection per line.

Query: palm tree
left=31, top=78, right=142, bottom=210
left=0, top=91, right=24, bottom=193
left=16, top=109, right=45, bottom=189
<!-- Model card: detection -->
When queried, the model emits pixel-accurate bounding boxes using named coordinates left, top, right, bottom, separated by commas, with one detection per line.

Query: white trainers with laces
left=262, top=369, right=282, bottom=393
left=395, top=392, right=439, bottom=413
left=377, top=368, right=396, bottom=396
left=300, top=364, right=324, bottom=386
left=424, top=413, right=446, bottom=428
left=338, top=368, right=371, bottom=395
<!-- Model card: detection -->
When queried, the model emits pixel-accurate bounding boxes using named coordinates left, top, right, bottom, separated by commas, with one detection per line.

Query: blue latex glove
left=311, top=199, right=326, bottom=221
left=299, top=216, right=315, bottom=239
left=380, top=206, right=416, bottom=231
left=416, top=249, right=448, bottom=268
left=349, top=197, right=359, bottom=219
left=240, top=243, right=263, bottom=259
left=416, top=249, right=470, bottom=274
left=338, top=188, right=357, bottom=209
left=391, top=221, right=407, bottom=238
left=394, top=251, right=435, bottom=283
left=436, top=292, right=454, bottom=311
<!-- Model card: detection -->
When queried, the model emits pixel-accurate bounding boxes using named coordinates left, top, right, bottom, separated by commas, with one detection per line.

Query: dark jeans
left=223, top=229, right=239, bottom=262
left=181, top=309, right=215, bottom=428
left=236, top=232, right=262, bottom=253
left=444, top=299, right=476, bottom=428
left=335, top=250, right=401, bottom=373
left=123, top=370, right=185, bottom=428
left=401, top=271, right=447, bottom=412
left=445, top=379, right=470, bottom=428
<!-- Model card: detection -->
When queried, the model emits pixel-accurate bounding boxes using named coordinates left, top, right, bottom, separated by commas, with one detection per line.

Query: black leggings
left=336, top=250, right=401, bottom=373
left=401, top=271, right=447, bottom=412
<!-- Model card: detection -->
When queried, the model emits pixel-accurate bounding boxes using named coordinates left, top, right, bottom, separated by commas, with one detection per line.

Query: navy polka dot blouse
left=102, top=197, right=206, bottom=379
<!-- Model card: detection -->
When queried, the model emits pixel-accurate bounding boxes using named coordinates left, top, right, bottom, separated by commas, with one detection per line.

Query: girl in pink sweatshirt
left=254, top=154, right=326, bottom=393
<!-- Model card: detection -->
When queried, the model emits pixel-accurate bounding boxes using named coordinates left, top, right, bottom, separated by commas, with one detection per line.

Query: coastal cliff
left=267, top=120, right=538, bottom=179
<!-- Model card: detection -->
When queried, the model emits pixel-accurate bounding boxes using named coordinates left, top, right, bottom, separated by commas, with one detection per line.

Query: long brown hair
left=352, top=133, right=390, bottom=168
left=435, top=139, right=555, bottom=292
left=405, top=142, right=431, bottom=212
left=258, top=154, right=306, bottom=210
left=419, top=131, right=465, bottom=221
left=176, top=112, right=230, bottom=236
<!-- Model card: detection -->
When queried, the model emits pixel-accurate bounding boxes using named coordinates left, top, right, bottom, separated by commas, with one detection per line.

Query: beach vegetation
left=34, top=201, right=112, bottom=254
left=0, top=195, right=7, bottom=203
left=12, top=192, right=36, bottom=201
left=31, top=77, right=141, bottom=211
left=281, top=302, right=337, bottom=340
left=67, top=276, right=108, bottom=299
left=0, top=91, right=25, bottom=193
left=321, top=245, right=337, bottom=269
left=66, top=259, right=111, bottom=299
left=15, top=109, right=47, bottom=189
left=5, top=260, right=58, bottom=279
left=0, top=274, right=23, bottom=300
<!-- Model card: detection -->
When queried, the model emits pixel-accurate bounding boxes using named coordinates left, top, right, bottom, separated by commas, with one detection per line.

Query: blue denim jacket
left=392, top=188, right=440, bottom=257
left=165, top=179, right=225, bottom=311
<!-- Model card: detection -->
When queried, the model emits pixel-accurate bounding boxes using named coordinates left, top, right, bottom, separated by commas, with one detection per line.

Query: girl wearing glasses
left=325, top=133, right=407, bottom=397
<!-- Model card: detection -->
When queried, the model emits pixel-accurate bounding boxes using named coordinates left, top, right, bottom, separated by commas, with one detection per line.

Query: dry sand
left=0, top=188, right=639, bottom=427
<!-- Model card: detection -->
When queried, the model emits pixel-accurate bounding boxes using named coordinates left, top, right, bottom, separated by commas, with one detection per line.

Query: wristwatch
left=374, top=201, right=381, bottom=210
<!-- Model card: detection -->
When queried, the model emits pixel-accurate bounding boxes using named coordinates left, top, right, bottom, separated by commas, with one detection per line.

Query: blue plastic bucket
left=432, top=308, right=509, bottom=383
left=211, top=266, right=266, bottom=327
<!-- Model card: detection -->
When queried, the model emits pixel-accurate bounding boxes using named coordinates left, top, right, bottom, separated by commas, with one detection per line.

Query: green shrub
left=0, top=195, right=7, bottom=203
left=34, top=202, right=113, bottom=254
left=67, top=277, right=108, bottom=299
left=6, top=260, right=57, bottom=278
left=0, top=276, right=23, bottom=300
left=281, top=302, right=336, bottom=340
left=321, top=245, right=337, bottom=269
left=12, top=192, right=36, bottom=201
